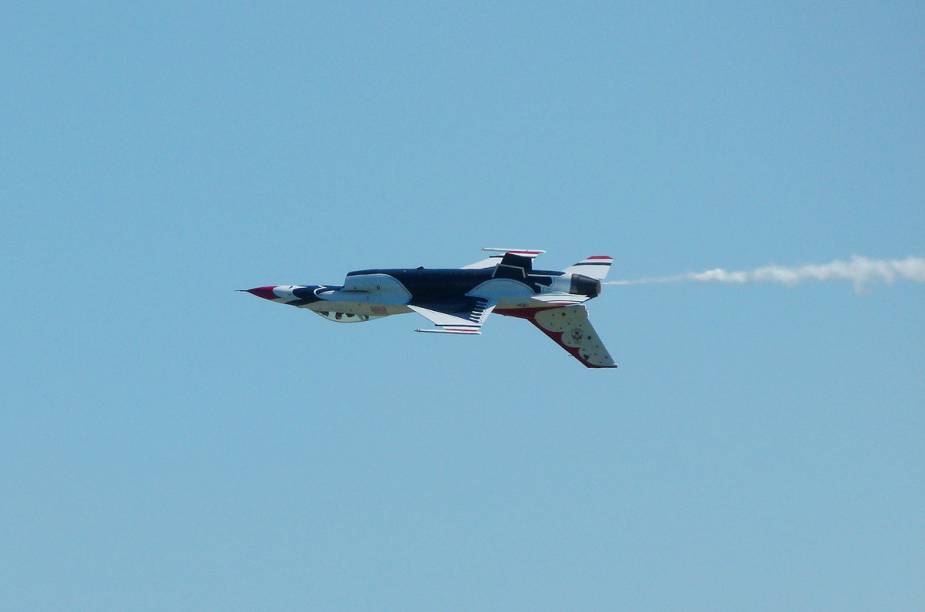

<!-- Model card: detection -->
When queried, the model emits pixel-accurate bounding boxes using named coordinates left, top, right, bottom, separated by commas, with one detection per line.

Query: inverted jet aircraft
left=242, top=248, right=617, bottom=368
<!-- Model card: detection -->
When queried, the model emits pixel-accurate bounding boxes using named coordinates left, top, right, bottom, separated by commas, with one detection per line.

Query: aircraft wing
left=410, top=298, right=496, bottom=335
left=501, top=305, right=617, bottom=368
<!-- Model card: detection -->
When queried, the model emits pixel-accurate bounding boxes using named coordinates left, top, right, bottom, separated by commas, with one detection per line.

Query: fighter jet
left=242, top=248, right=617, bottom=368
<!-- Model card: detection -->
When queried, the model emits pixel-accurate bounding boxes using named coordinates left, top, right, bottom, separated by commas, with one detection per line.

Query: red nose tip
left=243, top=286, right=278, bottom=301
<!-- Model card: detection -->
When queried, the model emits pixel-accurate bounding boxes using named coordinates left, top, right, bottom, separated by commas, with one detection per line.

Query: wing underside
left=499, top=305, right=617, bottom=368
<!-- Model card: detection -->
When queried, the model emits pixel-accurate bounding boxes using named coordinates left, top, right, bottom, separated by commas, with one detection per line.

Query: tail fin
left=563, top=255, right=613, bottom=280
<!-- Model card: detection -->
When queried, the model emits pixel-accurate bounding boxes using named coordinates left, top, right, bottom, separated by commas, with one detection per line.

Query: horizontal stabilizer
left=415, top=327, right=481, bottom=335
left=410, top=298, right=495, bottom=335
left=564, top=255, right=613, bottom=280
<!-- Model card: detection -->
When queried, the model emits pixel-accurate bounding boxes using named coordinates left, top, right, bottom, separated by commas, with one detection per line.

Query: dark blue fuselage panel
left=345, top=268, right=562, bottom=303
left=347, top=268, right=490, bottom=302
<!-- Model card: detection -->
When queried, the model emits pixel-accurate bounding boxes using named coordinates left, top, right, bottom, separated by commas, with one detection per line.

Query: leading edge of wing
left=498, top=305, right=617, bottom=368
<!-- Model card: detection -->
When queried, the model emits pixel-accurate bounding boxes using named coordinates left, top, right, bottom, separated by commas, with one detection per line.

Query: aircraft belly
left=304, top=301, right=411, bottom=316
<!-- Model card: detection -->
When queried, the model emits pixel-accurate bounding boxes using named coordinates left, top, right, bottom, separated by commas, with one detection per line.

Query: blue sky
left=2, top=3, right=923, bottom=610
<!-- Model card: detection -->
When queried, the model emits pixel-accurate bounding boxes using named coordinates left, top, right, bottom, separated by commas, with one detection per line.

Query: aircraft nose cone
left=242, top=286, right=278, bottom=301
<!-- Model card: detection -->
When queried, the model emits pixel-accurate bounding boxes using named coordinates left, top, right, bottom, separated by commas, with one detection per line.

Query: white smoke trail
left=604, top=256, right=925, bottom=292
